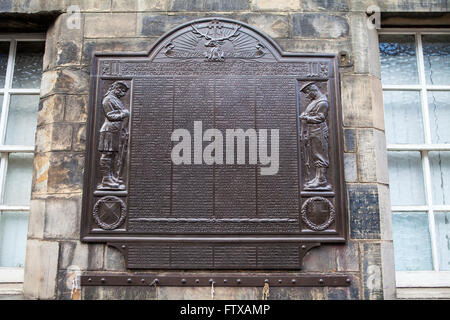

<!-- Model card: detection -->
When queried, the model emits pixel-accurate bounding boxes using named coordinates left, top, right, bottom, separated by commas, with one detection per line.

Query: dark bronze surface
left=81, top=18, right=347, bottom=270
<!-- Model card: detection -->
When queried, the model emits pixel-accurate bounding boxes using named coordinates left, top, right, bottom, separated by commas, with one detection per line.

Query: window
left=0, top=34, right=44, bottom=286
left=379, top=30, right=450, bottom=289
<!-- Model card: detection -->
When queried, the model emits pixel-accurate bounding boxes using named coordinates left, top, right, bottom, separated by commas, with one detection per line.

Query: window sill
left=0, top=283, right=22, bottom=296
left=396, top=271, right=450, bottom=288
left=0, top=267, right=24, bottom=283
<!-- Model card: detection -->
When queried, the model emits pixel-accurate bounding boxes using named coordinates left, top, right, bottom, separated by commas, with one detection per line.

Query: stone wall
left=0, top=0, right=444, bottom=300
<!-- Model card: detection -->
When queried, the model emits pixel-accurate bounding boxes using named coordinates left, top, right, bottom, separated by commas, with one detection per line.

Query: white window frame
left=379, top=28, right=450, bottom=289
left=0, top=33, right=45, bottom=291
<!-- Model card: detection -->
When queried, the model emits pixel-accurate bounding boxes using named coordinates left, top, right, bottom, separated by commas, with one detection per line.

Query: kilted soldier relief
left=97, top=81, right=130, bottom=190
left=299, top=82, right=332, bottom=191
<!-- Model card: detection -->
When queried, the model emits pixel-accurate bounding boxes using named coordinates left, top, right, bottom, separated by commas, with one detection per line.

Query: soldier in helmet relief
left=98, top=81, right=130, bottom=190
left=299, top=82, right=332, bottom=191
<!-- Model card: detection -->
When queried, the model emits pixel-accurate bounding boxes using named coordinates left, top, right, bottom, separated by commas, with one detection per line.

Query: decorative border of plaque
left=81, top=18, right=347, bottom=270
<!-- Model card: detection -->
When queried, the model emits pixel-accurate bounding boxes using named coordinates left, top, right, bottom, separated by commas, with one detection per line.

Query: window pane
left=388, top=151, right=426, bottom=206
left=422, top=34, right=450, bottom=85
left=5, top=94, right=39, bottom=146
left=392, top=212, right=433, bottom=271
left=3, top=153, right=34, bottom=206
left=0, top=42, right=9, bottom=88
left=11, top=41, right=44, bottom=89
left=435, top=212, right=450, bottom=271
left=0, top=211, right=29, bottom=267
left=428, top=91, right=450, bottom=144
left=383, top=91, right=424, bottom=144
left=379, top=34, right=419, bottom=85
left=429, top=151, right=450, bottom=206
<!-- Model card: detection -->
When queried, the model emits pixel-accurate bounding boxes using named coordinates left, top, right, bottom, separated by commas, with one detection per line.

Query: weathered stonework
left=3, top=0, right=443, bottom=300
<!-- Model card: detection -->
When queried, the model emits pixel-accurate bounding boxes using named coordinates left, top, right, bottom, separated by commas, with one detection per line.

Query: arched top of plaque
left=154, top=18, right=276, bottom=62
left=94, top=17, right=336, bottom=67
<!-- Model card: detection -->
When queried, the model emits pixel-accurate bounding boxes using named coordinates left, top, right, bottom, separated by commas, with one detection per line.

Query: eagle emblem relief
left=163, top=19, right=267, bottom=61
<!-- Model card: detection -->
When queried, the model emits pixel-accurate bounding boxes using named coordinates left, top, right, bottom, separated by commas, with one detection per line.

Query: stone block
left=51, top=124, right=73, bottom=151
left=72, top=124, right=87, bottom=152
left=356, top=128, right=388, bottom=183
left=105, top=245, right=126, bottom=271
left=336, top=241, right=359, bottom=272
left=10, top=0, right=65, bottom=12
left=302, top=0, right=349, bottom=11
left=268, top=287, right=319, bottom=300
left=348, top=184, right=380, bottom=239
left=291, top=13, right=349, bottom=38
left=302, top=245, right=337, bottom=272
left=112, top=0, right=168, bottom=11
left=156, top=286, right=255, bottom=300
left=327, top=274, right=360, bottom=299
left=276, top=38, right=352, bottom=55
left=82, top=286, right=103, bottom=300
left=56, top=270, right=74, bottom=300
left=247, top=14, right=289, bottom=39
left=344, top=128, right=356, bottom=152
left=56, top=41, right=82, bottom=66
left=35, top=125, right=51, bottom=153
left=42, top=21, right=57, bottom=72
left=168, top=0, right=250, bottom=11
left=251, top=0, right=301, bottom=11
left=377, top=184, right=392, bottom=241
left=211, top=287, right=258, bottom=300
left=82, top=38, right=154, bottom=65
left=58, top=241, right=104, bottom=270
left=0, top=0, right=12, bottom=11
left=374, top=130, right=389, bottom=183
left=371, top=78, right=384, bottom=131
left=55, top=12, right=84, bottom=41
left=342, top=75, right=382, bottom=128
left=70, top=0, right=111, bottom=11
left=23, top=240, right=59, bottom=299
left=349, top=13, right=381, bottom=77
left=27, top=199, right=45, bottom=239
left=36, top=123, right=73, bottom=152
left=65, top=95, right=88, bottom=123
left=362, top=242, right=383, bottom=300
left=40, top=68, right=89, bottom=97
left=351, top=0, right=449, bottom=12
left=380, top=240, right=396, bottom=300
left=32, top=153, right=49, bottom=195
left=38, top=95, right=65, bottom=126
left=356, top=128, right=376, bottom=182
left=344, top=153, right=357, bottom=182
left=84, top=13, right=137, bottom=38
left=101, top=286, right=157, bottom=300
left=138, top=14, right=198, bottom=37
left=47, top=152, right=84, bottom=193
left=43, top=196, right=81, bottom=239
left=42, top=14, right=84, bottom=70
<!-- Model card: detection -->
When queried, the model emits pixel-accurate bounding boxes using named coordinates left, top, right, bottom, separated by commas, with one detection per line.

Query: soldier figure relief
left=299, top=82, right=332, bottom=191
left=97, top=81, right=130, bottom=190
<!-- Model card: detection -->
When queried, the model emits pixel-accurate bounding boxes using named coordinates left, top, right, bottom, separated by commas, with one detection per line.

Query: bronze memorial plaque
left=81, top=18, right=347, bottom=269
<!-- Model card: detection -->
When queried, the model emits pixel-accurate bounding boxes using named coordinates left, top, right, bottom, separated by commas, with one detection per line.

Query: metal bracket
left=81, top=274, right=351, bottom=287
left=338, top=50, right=353, bottom=67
